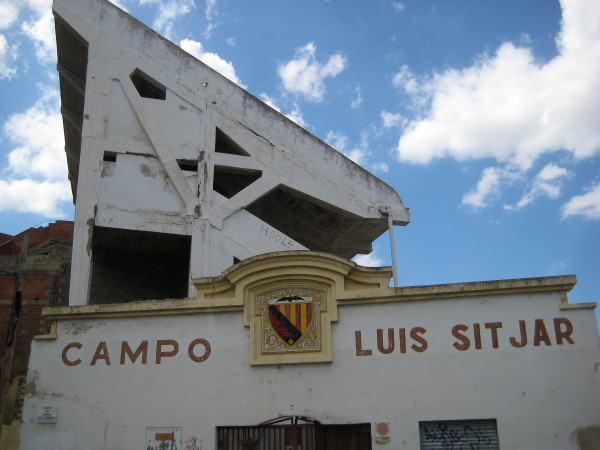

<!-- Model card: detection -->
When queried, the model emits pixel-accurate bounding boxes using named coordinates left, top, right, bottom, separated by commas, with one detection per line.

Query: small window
left=419, top=419, right=499, bottom=450
left=103, top=151, right=117, bottom=162
left=130, top=69, right=166, bottom=100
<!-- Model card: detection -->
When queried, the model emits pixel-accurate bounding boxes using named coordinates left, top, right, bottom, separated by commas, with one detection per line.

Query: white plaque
left=37, top=406, right=58, bottom=423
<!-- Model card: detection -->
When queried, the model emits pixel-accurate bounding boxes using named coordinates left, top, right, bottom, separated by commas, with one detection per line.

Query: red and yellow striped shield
left=268, top=295, right=313, bottom=345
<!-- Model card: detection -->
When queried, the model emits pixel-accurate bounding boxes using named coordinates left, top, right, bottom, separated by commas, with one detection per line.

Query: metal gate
left=216, top=415, right=372, bottom=450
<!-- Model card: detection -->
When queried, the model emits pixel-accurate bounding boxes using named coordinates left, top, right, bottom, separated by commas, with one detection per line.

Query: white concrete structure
left=16, top=1, right=599, bottom=449
left=19, top=253, right=600, bottom=449
left=54, top=0, right=409, bottom=306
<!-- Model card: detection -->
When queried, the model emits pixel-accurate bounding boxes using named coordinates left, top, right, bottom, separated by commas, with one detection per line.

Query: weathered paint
left=20, top=254, right=600, bottom=450
left=55, top=0, right=409, bottom=306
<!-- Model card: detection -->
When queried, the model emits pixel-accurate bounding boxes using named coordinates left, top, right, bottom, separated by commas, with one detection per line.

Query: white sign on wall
left=36, top=406, right=58, bottom=423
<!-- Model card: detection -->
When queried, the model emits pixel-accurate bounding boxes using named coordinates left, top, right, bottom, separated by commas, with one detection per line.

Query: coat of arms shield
left=268, top=295, right=314, bottom=345
left=256, top=287, right=325, bottom=354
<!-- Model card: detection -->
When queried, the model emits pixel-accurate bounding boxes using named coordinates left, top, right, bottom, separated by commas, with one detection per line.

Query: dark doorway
left=216, top=416, right=372, bottom=450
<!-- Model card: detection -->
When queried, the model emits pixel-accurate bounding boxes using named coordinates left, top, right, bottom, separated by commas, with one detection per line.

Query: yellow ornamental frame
left=188, top=251, right=392, bottom=366
left=246, top=276, right=337, bottom=365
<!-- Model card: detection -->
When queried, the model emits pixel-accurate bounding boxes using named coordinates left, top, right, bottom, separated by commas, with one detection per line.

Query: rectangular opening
left=89, top=226, right=191, bottom=304
left=103, top=151, right=117, bottom=162
left=177, top=159, right=198, bottom=172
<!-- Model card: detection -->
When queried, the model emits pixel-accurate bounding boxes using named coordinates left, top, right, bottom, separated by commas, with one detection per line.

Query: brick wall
left=0, top=221, right=73, bottom=381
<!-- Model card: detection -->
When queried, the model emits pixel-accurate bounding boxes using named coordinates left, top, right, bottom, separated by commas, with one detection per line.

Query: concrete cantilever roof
left=53, top=0, right=410, bottom=259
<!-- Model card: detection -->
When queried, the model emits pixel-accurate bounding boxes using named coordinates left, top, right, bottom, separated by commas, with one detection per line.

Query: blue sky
left=1, top=0, right=599, bottom=325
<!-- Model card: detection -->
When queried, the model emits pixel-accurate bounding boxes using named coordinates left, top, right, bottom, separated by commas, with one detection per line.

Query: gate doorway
left=216, top=415, right=372, bottom=450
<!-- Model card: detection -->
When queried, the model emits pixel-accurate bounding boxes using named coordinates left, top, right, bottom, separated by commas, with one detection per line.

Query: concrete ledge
left=41, top=274, right=578, bottom=322
left=559, top=302, right=597, bottom=310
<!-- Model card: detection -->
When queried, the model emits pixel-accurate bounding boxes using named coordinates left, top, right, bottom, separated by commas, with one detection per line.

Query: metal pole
left=387, top=212, right=399, bottom=288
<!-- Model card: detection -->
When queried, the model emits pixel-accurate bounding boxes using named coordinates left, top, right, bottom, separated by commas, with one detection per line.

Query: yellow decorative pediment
left=192, top=251, right=392, bottom=365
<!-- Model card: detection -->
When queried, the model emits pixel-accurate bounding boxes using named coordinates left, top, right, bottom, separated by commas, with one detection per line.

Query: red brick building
left=0, top=221, right=73, bottom=425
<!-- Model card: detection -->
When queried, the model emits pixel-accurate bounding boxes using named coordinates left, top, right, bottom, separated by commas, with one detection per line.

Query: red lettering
left=188, top=338, right=211, bottom=363
left=485, top=322, right=503, bottom=349
left=355, top=331, right=372, bottom=356
left=62, top=342, right=82, bottom=366
left=473, top=323, right=482, bottom=349
left=509, top=320, right=527, bottom=348
left=377, top=328, right=395, bottom=354
left=554, top=318, right=575, bottom=345
left=120, top=340, right=148, bottom=364
left=410, top=327, right=428, bottom=353
left=156, top=339, right=179, bottom=364
left=90, top=342, right=111, bottom=366
left=533, top=319, right=552, bottom=346
left=452, top=324, right=470, bottom=351
left=399, top=328, right=407, bottom=354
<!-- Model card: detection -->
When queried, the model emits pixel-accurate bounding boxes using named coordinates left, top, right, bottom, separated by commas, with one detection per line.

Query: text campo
left=355, top=317, right=574, bottom=356
left=61, top=338, right=211, bottom=366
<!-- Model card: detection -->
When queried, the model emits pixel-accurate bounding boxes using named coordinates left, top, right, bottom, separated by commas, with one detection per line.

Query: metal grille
left=216, top=417, right=371, bottom=450
left=419, top=419, right=499, bottom=450
left=217, top=426, right=317, bottom=450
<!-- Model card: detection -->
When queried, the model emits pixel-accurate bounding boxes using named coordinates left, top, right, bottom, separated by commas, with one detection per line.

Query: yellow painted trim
left=34, top=320, right=58, bottom=340
left=43, top=298, right=243, bottom=321
left=41, top=253, right=579, bottom=322
left=338, top=276, right=577, bottom=304
left=559, top=302, right=597, bottom=310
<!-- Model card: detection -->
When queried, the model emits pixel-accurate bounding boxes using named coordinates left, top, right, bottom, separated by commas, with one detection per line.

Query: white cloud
left=0, top=34, right=16, bottom=79
left=370, top=161, right=389, bottom=173
left=3, top=88, right=65, bottom=181
left=0, top=1, right=20, bottom=30
left=259, top=93, right=281, bottom=112
left=326, top=130, right=364, bottom=164
left=204, top=0, right=219, bottom=39
left=21, top=5, right=56, bottom=63
left=226, top=37, right=235, bottom=47
left=395, top=0, right=600, bottom=170
left=561, top=182, right=600, bottom=220
left=343, top=131, right=370, bottom=166
left=285, top=106, right=307, bottom=128
left=108, top=0, right=129, bottom=11
left=0, top=179, right=71, bottom=216
left=461, top=167, right=503, bottom=210
left=0, top=87, right=71, bottom=217
left=325, top=131, right=348, bottom=152
left=277, top=43, right=347, bottom=102
left=151, top=0, right=195, bottom=39
left=546, top=258, right=568, bottom=275
left=326, top=129, right=390, bottom=172
left=351, top=86, right=362, bottom=109
left=180, top=38, right=246, bottom=88
left=392, top=2, right=405, bottom=12
left=353, top=252, right=384, bottom=267
left=381, top=111, right=404, bottom=128
left=504, top=163, right=571, bottom=211
left=392, top=65, right=419, bottom=96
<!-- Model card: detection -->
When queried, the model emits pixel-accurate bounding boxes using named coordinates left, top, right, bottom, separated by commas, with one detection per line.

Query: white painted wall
left=56, top=0, right=409, bottom=305
left=20, top=290, right=600, bottom=449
